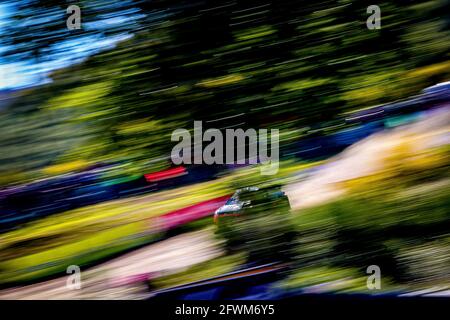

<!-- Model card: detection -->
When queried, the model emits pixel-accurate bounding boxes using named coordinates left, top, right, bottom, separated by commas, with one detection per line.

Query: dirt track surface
left=0, top=229, right=221, bottom=300
left=285, top=106, right=450, bottom=209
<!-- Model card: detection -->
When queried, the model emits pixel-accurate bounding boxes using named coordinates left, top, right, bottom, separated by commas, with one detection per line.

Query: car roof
left=236, top=186, right=259, bottom=193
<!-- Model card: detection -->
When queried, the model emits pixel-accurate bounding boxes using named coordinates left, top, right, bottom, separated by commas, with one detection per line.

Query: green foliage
left=291, top=143, right=450, bottom=285
left=1, top=0, right=449, bottom=185
left=151, top=253, right=245, bottom=289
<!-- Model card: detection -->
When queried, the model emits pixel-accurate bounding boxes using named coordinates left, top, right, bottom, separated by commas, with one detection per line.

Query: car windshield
left=225, top=197, right=238, bottom=205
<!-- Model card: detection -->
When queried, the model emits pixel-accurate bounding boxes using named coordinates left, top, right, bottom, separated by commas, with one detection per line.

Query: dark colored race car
left=214, top=185, right=294, bottom=264
left=213, top=185, right=290, bottom=223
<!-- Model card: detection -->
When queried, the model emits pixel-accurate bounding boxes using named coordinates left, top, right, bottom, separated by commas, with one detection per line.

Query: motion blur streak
left=0, top=0, right=449, bottom=299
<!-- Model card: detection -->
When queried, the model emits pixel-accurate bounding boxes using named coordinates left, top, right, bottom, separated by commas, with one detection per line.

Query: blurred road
left=0, top=229, right=221, bottom=299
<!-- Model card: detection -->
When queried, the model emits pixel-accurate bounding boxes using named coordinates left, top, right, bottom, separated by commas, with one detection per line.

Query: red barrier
left=155, top=195, right=231, bottom=230
left=144, top=166, right=187, bottom=182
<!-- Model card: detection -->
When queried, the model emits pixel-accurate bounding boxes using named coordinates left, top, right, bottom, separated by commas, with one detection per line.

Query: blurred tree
left=1, top=0, right=449, bottom=184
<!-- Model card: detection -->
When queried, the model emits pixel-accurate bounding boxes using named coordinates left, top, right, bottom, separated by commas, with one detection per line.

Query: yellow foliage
left=197, top=74, right=245, bottom=88
left=407, top=61, right=450, bottom=79
left=235, top=25, right=276, bottom=41
left=273, top=78, right=330, bottom=92
left=42, top=160, right=89, bottom=175
left=47, top=82, right=112, bottom=110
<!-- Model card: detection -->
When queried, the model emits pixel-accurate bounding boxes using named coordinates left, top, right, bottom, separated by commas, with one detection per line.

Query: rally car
left=213, top=185, right=290, bottom=223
